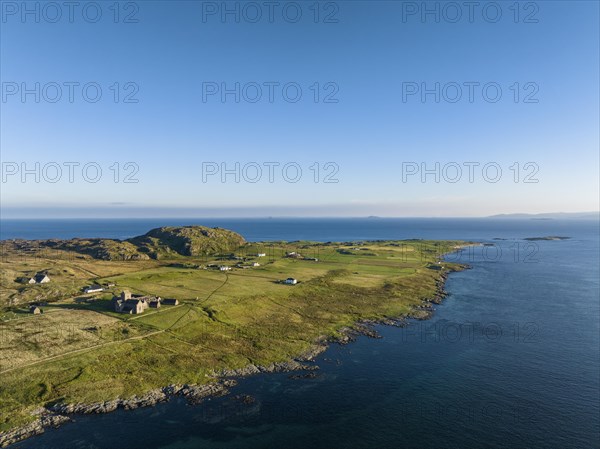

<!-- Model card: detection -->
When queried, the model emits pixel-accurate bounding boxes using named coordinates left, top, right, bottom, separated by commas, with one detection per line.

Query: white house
left=84, top=284, right=104, bottom=293
left=284, top=278, right=297, bottom=285
left=252, top=262, right=260, bottom=267
left=28, top=273, right=50, bottom=284
left=219, top=266, right=232, bottom=271
left=257, top=253, right=266, bottom=257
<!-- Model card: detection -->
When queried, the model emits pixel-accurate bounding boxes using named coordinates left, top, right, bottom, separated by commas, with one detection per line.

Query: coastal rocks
left=412, top=309, right=434, bottom=320
left=409, top=261, right=475, bottom=320
left=50, top=389, right=169, bottom=415
left=288, top=371, right=319, bottom=380
left=0, top=411, right=70, bottom=448
left=49, top=381, right=237, bottom=415
left=354, top=323, right=382, bottom=339
left=376, top=317, right=407, bottom=327
left=122, top=389, right=169, bottom=410
left=233, top=394, right=256, bottom=405
left=296, top=343, right=328, bottom=362
left=219, top=360, right=319, bottom=378
left=429, top=291, right=448, bottom=305
left=169, top=383, right=232, bottom=405
left=63, top=400, right=117, bottom=414
left=332, top=331, right=356, bottom=345
left=263, top=360, right=319, bottom=373
left=219, top=364, right=262, bottom=377
left=330, top=323, right=383, bottom=345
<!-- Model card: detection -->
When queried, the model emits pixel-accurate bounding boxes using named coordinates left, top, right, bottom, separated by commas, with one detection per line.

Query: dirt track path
left=0, top=329, right=165, bottom=375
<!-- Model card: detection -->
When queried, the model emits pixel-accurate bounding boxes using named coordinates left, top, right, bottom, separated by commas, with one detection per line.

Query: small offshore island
left=523, top=236, right=571, bottom=241
left=0, top=226, right=469, bottom=447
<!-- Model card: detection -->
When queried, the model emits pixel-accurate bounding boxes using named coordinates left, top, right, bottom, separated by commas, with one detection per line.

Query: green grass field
left=0, top=239, right=468, bottom=433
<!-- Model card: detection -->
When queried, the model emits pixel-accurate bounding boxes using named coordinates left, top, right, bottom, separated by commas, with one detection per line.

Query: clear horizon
left=1, top=209, right=598, bottom=220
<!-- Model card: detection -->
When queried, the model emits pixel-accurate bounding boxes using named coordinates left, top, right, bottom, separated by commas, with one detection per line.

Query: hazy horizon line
left=1, top=212, right=598, bottom=220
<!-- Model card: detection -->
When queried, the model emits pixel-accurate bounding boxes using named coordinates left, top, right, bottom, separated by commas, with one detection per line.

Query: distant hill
left=4, top=226, right=246, bottom=261
left=488, top=212, right=599, bottom=220
left=129, top=226, right=246, bottom=258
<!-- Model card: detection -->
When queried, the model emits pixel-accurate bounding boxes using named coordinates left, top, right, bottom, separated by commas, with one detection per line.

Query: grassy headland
left=0, top=226, right=469, bottom=437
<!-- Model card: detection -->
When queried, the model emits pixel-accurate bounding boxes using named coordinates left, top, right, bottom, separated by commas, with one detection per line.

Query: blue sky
left=1, top=1, right=598, bottom=217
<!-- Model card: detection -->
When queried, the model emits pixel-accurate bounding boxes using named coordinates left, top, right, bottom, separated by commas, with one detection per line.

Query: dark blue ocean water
left=0, top=217, right=596, bottom=242
left=6, top=218, right=600, bottom=449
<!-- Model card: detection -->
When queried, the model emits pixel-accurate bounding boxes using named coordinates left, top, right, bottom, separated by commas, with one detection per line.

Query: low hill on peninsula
left=3, top=226, right=246, bottom=261
left=129, top=226, right=246, bottom=258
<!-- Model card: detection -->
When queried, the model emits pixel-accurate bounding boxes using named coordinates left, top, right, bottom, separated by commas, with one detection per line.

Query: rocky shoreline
left=0, top=412, right=71, bottom=449
left=0, top=381, right=238, bottom=448
left=0, top=265, right=466, bottom=448
left=0, top=327, right=377, bottom=448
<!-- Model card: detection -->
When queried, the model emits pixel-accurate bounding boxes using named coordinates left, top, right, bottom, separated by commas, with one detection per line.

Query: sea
left=2, top=217, right=599, bottom=449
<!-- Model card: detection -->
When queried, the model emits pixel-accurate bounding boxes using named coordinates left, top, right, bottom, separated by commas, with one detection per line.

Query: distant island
left=489, top=212, right=598, bottom=220
left=523, top=236, right=571, bottom=241
left=0, top=226, right=470, bottom=447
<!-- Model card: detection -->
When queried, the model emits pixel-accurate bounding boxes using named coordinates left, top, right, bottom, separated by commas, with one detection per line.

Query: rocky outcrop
left=329, top=322, right=384, bottom=345
left=296, top=343, right=329, bottom=362
left=218, top=360, right=319, bottom=378
left=0, top=410, right=70, bottom=448
left=288, top=371, right=319, bottom=380
left=233, top=394, right=256, bottom=405
left=0, top=381, right=242, bottom=447
left=50, top=380, right=239, bottom=416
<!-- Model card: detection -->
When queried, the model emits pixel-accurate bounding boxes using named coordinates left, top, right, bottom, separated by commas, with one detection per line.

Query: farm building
left=111, top=291, right=175, bottom=313
left=112, top=290, right=162, bottom=314
left=113, top=297, right=148, bottom=314
left=26, top=273, right=50, bottom=284
left=84, top=284, right=104, bottom=293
